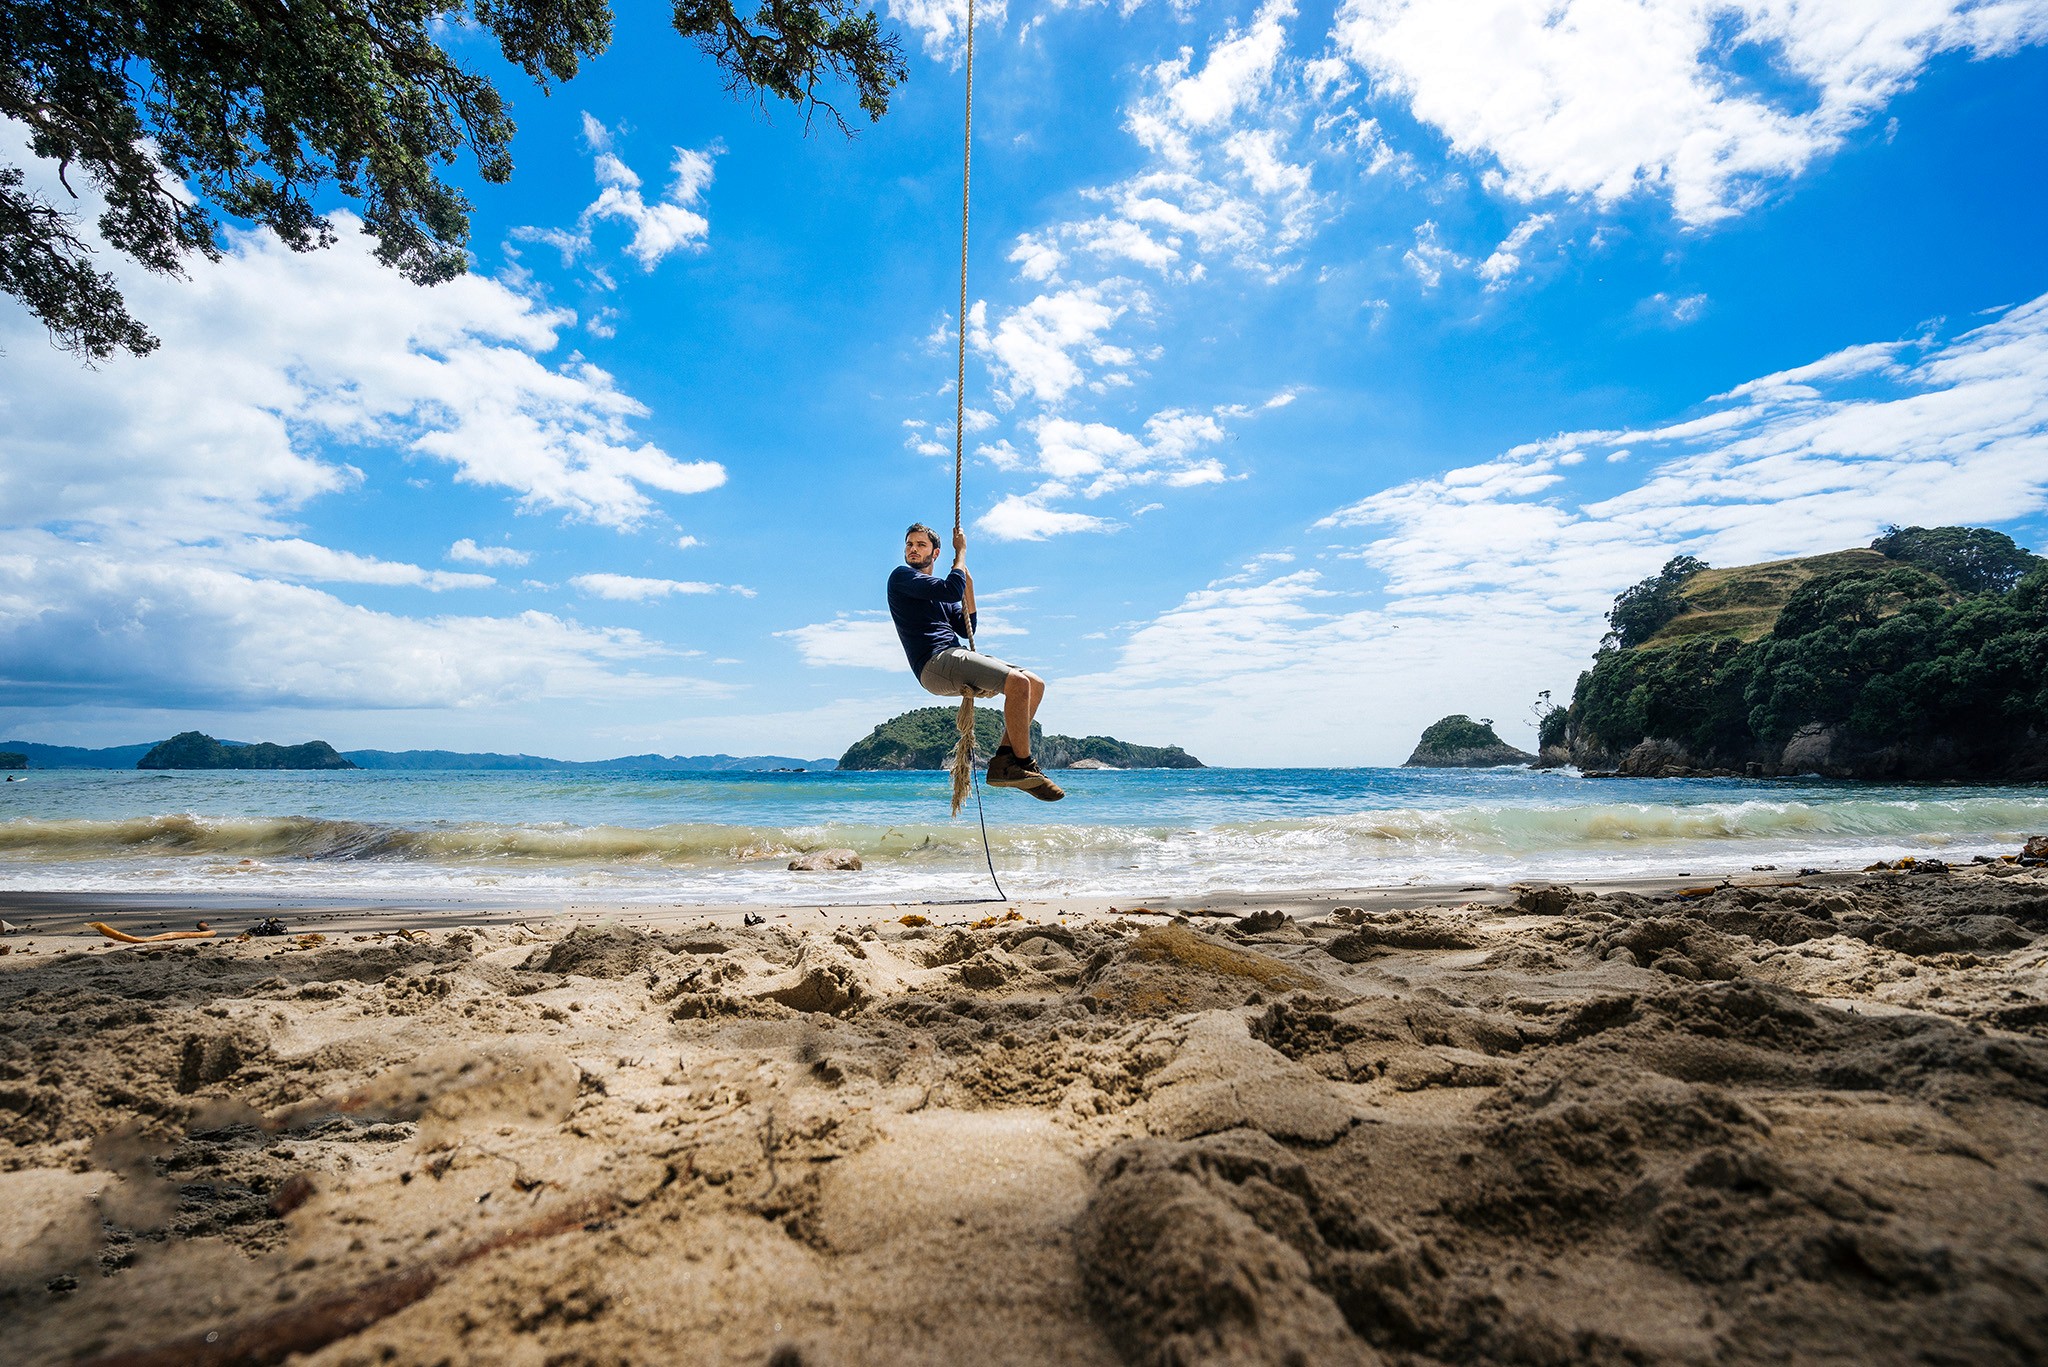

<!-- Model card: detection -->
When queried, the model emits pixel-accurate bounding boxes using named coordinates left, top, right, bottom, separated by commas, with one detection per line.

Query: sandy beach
left=3, top=860, right=2046, bottom=1365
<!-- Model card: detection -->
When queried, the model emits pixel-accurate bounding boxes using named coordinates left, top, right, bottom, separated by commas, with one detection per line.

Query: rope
left=954, top=0, right=974, bottom=553
left=947, top=0, right=1005, bottom=902
left=969, top=757, right=1006, bottom=902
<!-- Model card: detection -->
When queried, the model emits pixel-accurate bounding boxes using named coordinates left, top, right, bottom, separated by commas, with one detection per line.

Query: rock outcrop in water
left=137, top=731, right=357, bottom=770
left=1404, top=715, right=1534, bottom=767
left=838, top=707, right=1204, bottom=770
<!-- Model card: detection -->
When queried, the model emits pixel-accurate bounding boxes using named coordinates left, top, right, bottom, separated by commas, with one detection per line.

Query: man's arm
left=958, top=526, right=977, bottom=621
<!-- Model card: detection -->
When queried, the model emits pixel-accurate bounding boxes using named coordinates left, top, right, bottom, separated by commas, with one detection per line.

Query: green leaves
left=1871, top=524, right=2046, bottom=596
left=1604, top=553, right=1709, bottom=650
left=0, top=165, right=159, bottom=357
left=671, top=0, right=906, bottom=132
left=2, top=0, right=902, bottom=360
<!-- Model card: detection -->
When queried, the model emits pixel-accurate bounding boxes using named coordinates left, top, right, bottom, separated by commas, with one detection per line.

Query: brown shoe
left=1018, top=769, right=1066, bottom=801
left=1010, top=755, right=1066, bottom=801
left=985, top=750, right=1029, bottom=787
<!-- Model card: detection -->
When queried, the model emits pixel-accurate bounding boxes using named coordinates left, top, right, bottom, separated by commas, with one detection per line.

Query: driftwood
left=78, top=1193, right=623, bottom=1367
left=89, top=921, right=214, bottom=944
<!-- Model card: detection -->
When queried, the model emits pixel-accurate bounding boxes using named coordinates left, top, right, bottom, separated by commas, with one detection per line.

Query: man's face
left=905, top=532, right=938, bottom=569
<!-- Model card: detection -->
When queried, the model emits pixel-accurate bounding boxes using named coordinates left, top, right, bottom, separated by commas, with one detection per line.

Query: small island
left=0, top=751, right=24, bottom=770
left=137, top=731, right=358, bottom=770
left=838, top=708, right=1204, bottom=770
left=1404, top=715, right=1535, bottom=767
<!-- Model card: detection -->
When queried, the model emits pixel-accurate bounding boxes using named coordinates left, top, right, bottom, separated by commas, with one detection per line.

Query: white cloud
left=1477, top=212, right=1555, bottom=287
left=781, top=597, right=1026, bottom=670
left=969, top=403, right=1255, bottom=530
left=977, top=285, right=1136, bottom=406
left=1148, top=0, right=1298, bottom=135
left=0, top=125, right=749, bottom=722
left=570, top=573, right=751, bottom=601
left=0, top=209, right=725, bottom=535
left=1647, top=291, right=1710, bottom=324
left=0, top=534, right=704, bottom=711
left=977, top=493, right=1120, bottom=542
left=1715, top=339, right=1904, bottom=399
left=515, top=114, right=722, bottom=271
left=1223, top=128, right=1314, bottom=199
left=223, top=538, right=495, bottom=591
left=886, top=0, right=1008, bottom=60
left=1402, top=220, right=1468, bottom=288
left=1060, top=292, right=2048, bottom=764
left=449, top=539, right=532, bottom=567
left=778, top=615, right=907, bottom=671
left=1009, top=233, right=1067, bottom=282
left=1331, top=0, right=2048, bottom=224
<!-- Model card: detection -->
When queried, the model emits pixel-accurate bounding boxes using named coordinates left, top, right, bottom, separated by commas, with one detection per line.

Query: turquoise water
left=0, top=767, right=2041, bottom=904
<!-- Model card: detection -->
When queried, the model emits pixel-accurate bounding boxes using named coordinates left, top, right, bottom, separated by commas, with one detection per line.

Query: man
left=888, top=523, right=1065, bottom=801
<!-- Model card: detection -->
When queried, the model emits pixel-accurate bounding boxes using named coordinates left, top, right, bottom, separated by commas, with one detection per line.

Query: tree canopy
left=1414, top=715, right=1505, bottom=753
left=1603, top=553, right=1708, bottom=650
left=1, top=0, right=907, bottom=359
left=1871, top=524, right=2044, bottom=596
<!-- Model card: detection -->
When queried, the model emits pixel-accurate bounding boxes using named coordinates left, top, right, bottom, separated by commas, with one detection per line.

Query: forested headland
left=1542, top=526, right=2048, bottom=781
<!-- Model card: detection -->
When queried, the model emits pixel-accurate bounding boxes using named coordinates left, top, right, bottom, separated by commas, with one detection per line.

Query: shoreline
left=0, top=864, right=1881, bottom=942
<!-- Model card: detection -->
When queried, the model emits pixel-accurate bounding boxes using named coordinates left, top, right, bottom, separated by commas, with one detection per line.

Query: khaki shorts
left=919, top=646, right=1014, bottom=699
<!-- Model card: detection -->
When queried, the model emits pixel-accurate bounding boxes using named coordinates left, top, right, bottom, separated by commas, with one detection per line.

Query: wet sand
left=3, top=862, right=2046, bottom=1365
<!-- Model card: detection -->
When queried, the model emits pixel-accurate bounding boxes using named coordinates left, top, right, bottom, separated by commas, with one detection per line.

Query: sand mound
left=1083, top=924, right=1320, bottom=1016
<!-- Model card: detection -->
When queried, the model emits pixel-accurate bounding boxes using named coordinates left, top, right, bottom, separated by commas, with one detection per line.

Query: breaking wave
left=1, top=794, right=2040, bottom=868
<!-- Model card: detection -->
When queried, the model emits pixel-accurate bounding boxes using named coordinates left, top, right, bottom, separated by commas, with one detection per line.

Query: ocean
left=1, top=766, right=2042, bottom=905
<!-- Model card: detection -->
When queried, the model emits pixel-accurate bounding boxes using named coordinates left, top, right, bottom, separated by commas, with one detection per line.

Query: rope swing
left=945, top=0, right=1006, bottom=903
left=948, top=0, right=980, bottom=821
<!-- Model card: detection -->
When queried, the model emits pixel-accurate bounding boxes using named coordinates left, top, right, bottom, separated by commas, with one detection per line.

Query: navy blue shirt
left=888, top=564, right=978, bottom=680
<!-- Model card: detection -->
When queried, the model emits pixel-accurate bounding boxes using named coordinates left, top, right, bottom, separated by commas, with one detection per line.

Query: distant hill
left=0, top=740, right=836, bottom=771
left=1404, top=715, right=1533, bottom=767
left=0, top=741, right=158, bottom=768
left=838, top=707, right=1203, bottom=770
left=345, top=750, right=837, bottom=772
left=139, top=732, right=356, bottom=770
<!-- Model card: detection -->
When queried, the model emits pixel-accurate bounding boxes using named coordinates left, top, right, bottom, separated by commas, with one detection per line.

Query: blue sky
left=3, top=0, right=2047, bottom=764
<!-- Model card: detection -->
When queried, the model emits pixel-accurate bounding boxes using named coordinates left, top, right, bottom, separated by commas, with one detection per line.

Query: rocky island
left=838, top=707, right=1203, bottom=770
left=1546, top=525, right=2048, bottom=780
left=137, top=731, right=358, bottom=770
left=1404, top=715, right=1534, bottom=767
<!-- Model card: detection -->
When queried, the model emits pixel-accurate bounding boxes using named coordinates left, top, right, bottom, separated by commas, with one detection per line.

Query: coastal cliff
left=1404, top=715, right=1534, bottom=767
left=137, top=732, right=357, bottom=770
left=838, top=708, right=1204, bottom=770
left=1552, top=526, right=2048, bottom=780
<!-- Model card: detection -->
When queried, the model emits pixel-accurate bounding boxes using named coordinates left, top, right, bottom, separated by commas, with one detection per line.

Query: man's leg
left=987, top=669, right=1063, bottom=801
left=1002, top=670, right=1035, bottom=759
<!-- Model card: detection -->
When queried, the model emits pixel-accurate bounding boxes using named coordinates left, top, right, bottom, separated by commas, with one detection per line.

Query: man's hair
left=904, top=522, right=941, bottom=552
